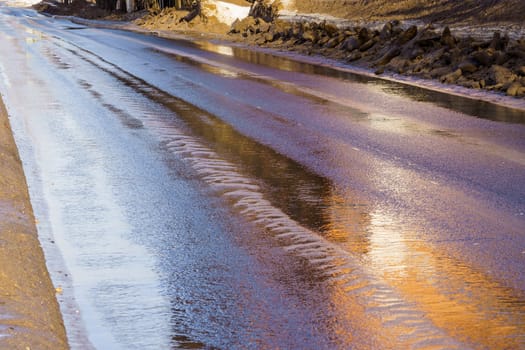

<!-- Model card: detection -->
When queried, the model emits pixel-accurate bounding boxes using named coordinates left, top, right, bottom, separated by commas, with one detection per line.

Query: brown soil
left=295, top=0, right=525, bottom=24
left=35, top=0, right=525, bottom=27
left=229, top=15, right=525, bottom=99
left=34, top=0, right=111, bottom=19
left=136, top=6, right=230, bottom=35
left=0, top=98, right=68, bottom=348
left=35, top=0, right=525, bottom=37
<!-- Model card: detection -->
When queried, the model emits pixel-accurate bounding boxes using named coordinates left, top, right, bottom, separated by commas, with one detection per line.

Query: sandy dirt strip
left=0, top=95, right=68, bottom=349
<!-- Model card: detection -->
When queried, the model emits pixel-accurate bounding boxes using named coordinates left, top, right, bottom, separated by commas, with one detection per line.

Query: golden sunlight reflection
left=317, top=187, right=525, bottom=348
left=364, top=208, right=525, bottom=349
left=366, top=112, right=413, bottom=135
left=196, top=42, right=234, bottom=57
left=367, top=211, right=414, bottom=277
left=215, top=67, right=239, bottom=78
left=212, top=44, right=234, bottom=57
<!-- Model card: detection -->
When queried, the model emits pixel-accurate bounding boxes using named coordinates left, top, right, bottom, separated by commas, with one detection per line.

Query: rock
left=457, top=77, right=478, bottom=89
left=489, top=31, right=508, bottom=51
left=271, top=20, right=292, bottom=39
left=440, top=68, right=463, bottom=84
left=506, top=49, right=525, bottom=59
left=440, top=26, right=456, bottom=47
left=439, top=51, right=453, bottom=65
left=489, top=65, right=517, bottom=85
left=494, top=51, right=511, bottom=65
left=506, top=82, right=523, bottom=96
left=230, top=16, right=257, bottom=34
left=410, top=51, right=439, bottom=72
left=342, top=36, right=360, bottom=51
left=291, top=22, right=303, bottom=38
left=447, top=46, right=463, bottom=63
left=264, top=31, right=276, bottom=42
left=376, top=47, right=401, bottom=65
left=347, top=51, right=362, bottom=62
left=486, top=83, right=504, bottom=91
left=469, top=40, right=491, bottom=50
left=387, top=56, right=409, bottom=73
left=359, top=38, right=377, bottom=52
left=391, top=24, right=404, bottom=37
left=471, top=50, right=495, bottom=66
left=325, top=35, right=343, bottom=49
left=457, top=60, right=478, bottom=74
left=323, top=22, right=339, bottom=37
left=518, top=66, right=525, bottom=75
left=229, top=18, right=242, bottom=34
left=429, top=66, right=452, bottom=78
left=425, top=47, right=445, bottom=63
left=375, top=67, right=385, bottom=75
left=255, top=36, right=266, bottom=45
left=470, top=81, right=482, bottom=89
left=302, top=30, right=318, bottom=43
left=317, top=36, right=329, bottom=46
left=380, top=22, right=393, bottom=40
left=414, top=27, right=441, bottom=47
left=357, top=27, right=371, bottom=45
left=397, top=25, right=418, bottom=45
left=343, top=29, right=356, bottom=37
left=407, top=47, right=425, bottom=60
left=258, top=20, right=271, bottom=33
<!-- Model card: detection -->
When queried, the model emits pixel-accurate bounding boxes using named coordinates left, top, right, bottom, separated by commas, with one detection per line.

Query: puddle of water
left=58, top=34, right=525, bottom=348
left=192, top=40, right=525, bottom=124
left=159, top=96, right=525, bottom=350
left=4, top=19, right=524, bottom=349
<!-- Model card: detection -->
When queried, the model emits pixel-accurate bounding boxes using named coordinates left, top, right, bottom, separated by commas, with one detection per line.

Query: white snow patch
left=0, top=0, right=42, bottom=6
left=203, top=0, right=250, bottom=26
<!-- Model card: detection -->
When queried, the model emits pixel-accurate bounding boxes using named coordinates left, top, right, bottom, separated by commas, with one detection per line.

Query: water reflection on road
left=1, top=6, right=525, bottom=349
left=156, top=81, right=525, bottom=350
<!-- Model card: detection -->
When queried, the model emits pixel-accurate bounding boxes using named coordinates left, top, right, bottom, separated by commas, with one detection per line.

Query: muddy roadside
left=0, top=96, right=68, bottom=349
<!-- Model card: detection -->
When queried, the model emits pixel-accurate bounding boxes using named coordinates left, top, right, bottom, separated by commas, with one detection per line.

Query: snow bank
left=204, top=0, right=250, bottom=26
left=0, top=0, right=42, bottom=6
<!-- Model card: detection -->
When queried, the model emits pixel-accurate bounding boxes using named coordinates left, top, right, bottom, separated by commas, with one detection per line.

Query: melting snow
left=0, top=0, right=41, bottom=6
left=204, top=0, right=250, bottom=26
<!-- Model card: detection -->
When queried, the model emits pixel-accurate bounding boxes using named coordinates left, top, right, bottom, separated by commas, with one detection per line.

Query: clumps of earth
left=34, top=0, right=525, bottom=99
left=228, top=17, right=525, bottom=98
left=135, top=6, right=230, bottom=35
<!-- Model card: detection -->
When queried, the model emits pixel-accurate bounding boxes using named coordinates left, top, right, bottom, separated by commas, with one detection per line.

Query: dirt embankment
left=136, top=6, right=230, bottom=35
left=36, top=0, right=525, bottom=100
left=294, top=0, right=525, bottom=25
left=0, top=97, right=68, bottom=349
left=229, top=16, right=525, bottom=99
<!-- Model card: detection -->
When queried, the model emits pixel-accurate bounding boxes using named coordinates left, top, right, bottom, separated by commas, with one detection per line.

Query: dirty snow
left=204, top=0, right=249, bottom=26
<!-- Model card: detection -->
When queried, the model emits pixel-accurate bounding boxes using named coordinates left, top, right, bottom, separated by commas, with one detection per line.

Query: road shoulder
left=0, top=95, right=68, bottom=349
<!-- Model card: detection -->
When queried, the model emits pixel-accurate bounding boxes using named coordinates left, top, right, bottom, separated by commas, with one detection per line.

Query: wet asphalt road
left=1, top=5, right=525, bottom=350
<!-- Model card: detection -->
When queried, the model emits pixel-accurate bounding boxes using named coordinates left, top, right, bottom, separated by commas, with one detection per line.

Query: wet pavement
left=1, top=6, right=524, bottom=349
